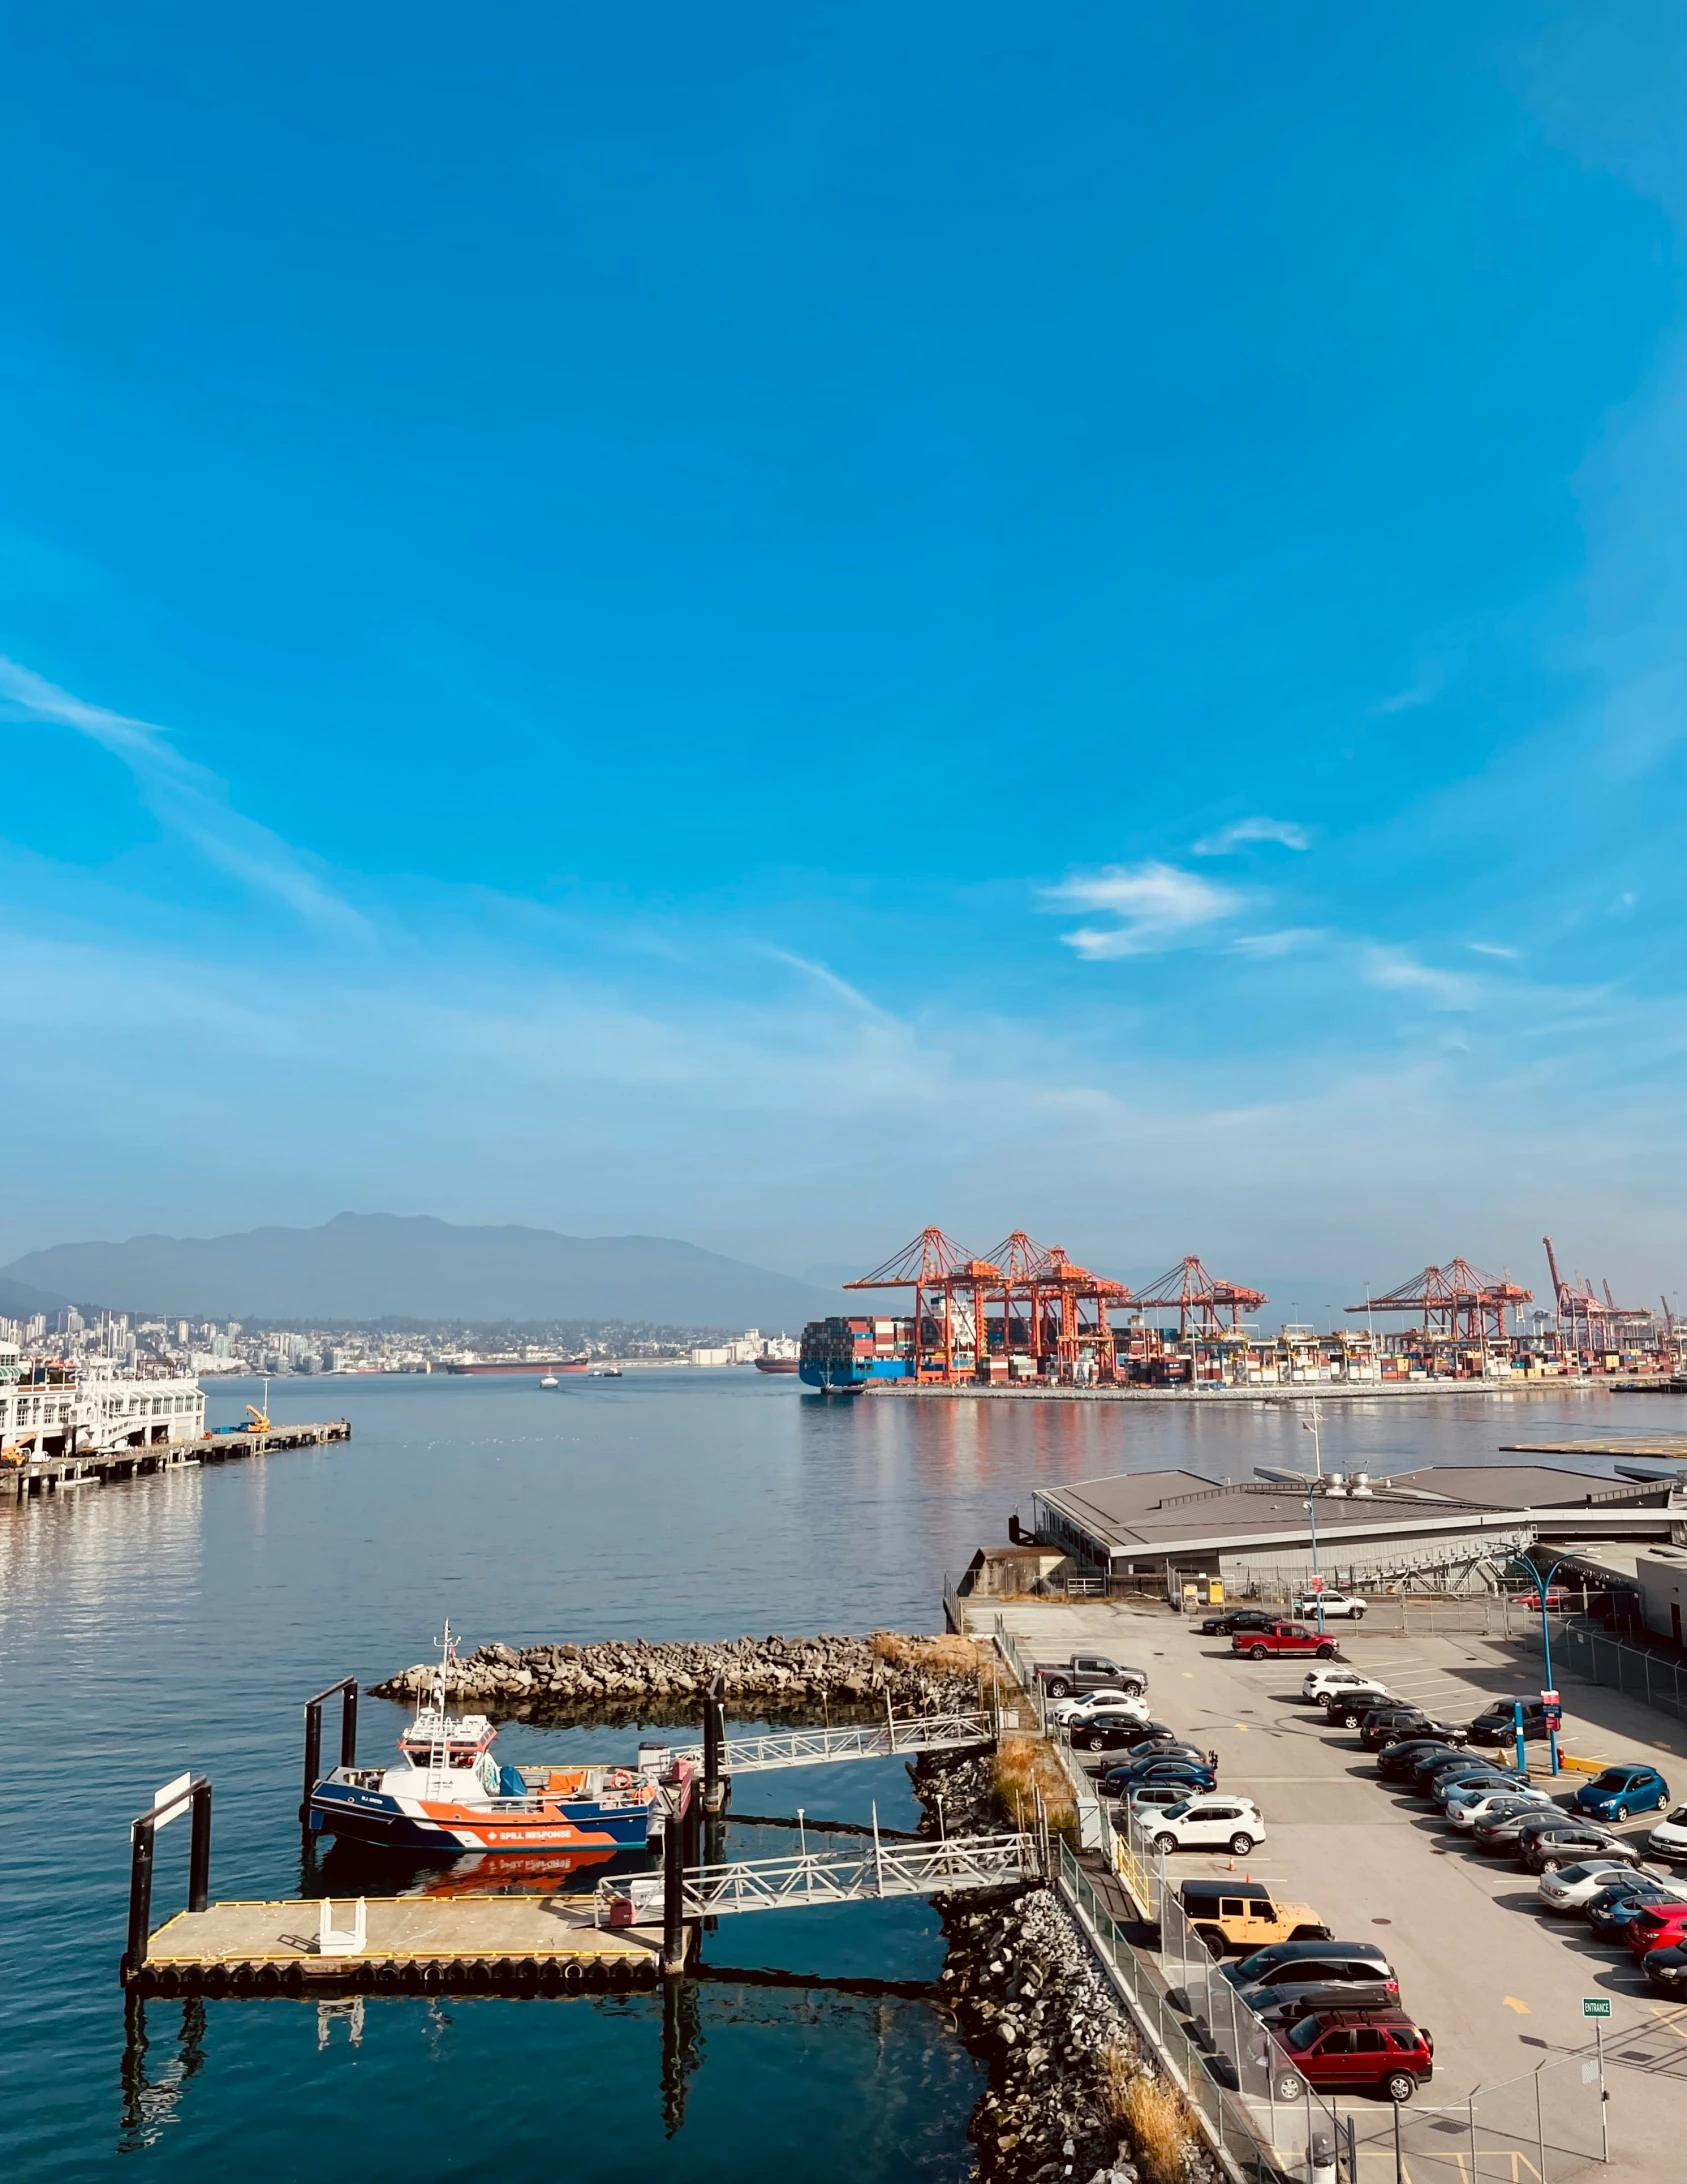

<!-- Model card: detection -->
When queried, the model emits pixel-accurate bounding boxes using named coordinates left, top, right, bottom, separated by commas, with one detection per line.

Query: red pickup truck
left=1232, top=1621, right=1339, bottom=1660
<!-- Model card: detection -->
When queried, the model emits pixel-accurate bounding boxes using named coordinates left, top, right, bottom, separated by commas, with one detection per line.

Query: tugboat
left=308, top=1624, right=660, bottom=1853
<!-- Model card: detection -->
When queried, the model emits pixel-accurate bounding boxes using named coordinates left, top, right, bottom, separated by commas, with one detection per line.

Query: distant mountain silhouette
left=0, top=1273, right=73, bottom=1319
left=2, top=1213, right=840, bottom=1330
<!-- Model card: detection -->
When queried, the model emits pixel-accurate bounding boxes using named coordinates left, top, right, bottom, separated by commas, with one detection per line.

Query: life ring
left=610, top=1768, right=634, bottom=1790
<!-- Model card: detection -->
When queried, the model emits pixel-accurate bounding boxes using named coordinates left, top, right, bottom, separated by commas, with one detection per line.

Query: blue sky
left=2, top=2, right=1683, bottom=1307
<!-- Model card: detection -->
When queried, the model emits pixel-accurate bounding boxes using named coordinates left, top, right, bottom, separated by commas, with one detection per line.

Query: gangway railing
left=676, top=1830, right=1041, bottom=1917
left=667, top=1711, right=994, bottom=1776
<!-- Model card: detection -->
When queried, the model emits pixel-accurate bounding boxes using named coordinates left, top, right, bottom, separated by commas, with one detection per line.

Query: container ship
left=443, top=1359, right=589, bottom=1377
left=798, top=1316, right=916, bottom=1390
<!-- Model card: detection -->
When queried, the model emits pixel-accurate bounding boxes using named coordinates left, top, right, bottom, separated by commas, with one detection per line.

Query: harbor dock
left=132, top=1895, right=669, bottom=1996
left=7, top=1419, right=350, bottom=1499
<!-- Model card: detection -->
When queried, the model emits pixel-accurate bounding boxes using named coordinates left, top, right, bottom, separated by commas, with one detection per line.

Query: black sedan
left=1196, top=1607, right=1278, bottom=1638
left=1086, top=1720, right=1181, bottom=1758
left=1377, top=1739, right=1468, bottom=1785
left=1103, top=1754, right=1217, bottom=1793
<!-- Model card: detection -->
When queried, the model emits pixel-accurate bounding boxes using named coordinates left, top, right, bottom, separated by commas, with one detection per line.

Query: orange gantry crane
left=1347, top=1259, right=1532, bottom=1345
left=843, top=1227, right=1132, bottom=1382
left=1127, top=1255, right=1267, bottom=1336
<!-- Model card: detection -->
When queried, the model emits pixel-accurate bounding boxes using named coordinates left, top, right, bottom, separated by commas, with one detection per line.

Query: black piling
left=661, top=1762, right=694, bottom=1977
left=301, top=1677, right=358, bottom=1826
left=123, top=1817, right=156, bottom=1984
left=188, top=1780, right=213, bottom=1913
left=701, top=1676, right=729, bottom=1815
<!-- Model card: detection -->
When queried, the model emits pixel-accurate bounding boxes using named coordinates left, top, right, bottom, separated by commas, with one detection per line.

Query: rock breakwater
left=938, top=1888, right=1216, bottom=2184
left=370, top=1630, right=982, bottom=1721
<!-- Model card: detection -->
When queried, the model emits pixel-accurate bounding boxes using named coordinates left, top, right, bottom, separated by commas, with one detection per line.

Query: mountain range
left=1, top=1214, right=841, bottom=1331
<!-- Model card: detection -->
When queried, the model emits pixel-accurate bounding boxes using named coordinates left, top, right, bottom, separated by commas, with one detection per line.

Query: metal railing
left=679, top=1830, right=1041, bottom=1917
left=667, top=1712, right=995, bottom=1775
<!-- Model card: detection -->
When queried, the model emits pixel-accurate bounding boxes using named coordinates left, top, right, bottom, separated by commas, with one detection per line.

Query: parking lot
left=990, top=1598, right=1687, bottom=2178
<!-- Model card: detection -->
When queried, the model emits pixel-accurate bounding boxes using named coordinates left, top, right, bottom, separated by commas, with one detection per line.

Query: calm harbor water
left=2, top=1370, right=1676, bottom=2182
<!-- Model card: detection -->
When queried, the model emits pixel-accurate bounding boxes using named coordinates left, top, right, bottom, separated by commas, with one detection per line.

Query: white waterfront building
left=0, top=1343, right=207, bottom=1464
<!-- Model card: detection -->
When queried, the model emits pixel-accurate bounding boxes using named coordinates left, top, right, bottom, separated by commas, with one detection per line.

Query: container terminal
left=797, top=1228, right=1687, bottom=1395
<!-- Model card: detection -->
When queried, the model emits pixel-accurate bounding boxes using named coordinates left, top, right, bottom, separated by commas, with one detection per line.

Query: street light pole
left=1307, top=1485, right=1325, bottom=1637
left=1518, top=1551, right=1569, bottom=1774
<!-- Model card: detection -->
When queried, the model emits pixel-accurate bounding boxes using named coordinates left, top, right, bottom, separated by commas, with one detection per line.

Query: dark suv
left=1271, top=2010, right=1434, bottom=2104
left=1467, top=1699, right=1550, bottom=1748
left=1361, top=1707, right=1468, bottom=1753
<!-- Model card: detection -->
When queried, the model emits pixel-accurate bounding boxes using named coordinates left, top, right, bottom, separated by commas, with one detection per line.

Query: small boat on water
left=308, top=1624, right=660, bottom=1854
left=540, top=1375, right=559, bottom=1387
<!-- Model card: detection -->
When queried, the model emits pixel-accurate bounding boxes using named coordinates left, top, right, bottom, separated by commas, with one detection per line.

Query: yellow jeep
left=1178, top=1878, right=1331, bottom=1958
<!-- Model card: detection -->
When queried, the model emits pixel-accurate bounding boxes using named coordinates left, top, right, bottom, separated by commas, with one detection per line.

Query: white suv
left=1648, top=1805, right=1687, bottom=1861
left=1144, top=1796, right=1265, bottom=1857
left=1302, top=1667, right=1389, bottom=1706
left=1291, top=1590, right=1367, bottom=1621
left=1047, top=1687, right=1150, bottom=1727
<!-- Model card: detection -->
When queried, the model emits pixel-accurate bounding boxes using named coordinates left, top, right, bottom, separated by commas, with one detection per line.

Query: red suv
left=1271, top=2010, right=1434, bottom=2104
left=1625, top=1902, right=1687, bottom=1960
left=1233, top=1622, right=1339, bottom=1661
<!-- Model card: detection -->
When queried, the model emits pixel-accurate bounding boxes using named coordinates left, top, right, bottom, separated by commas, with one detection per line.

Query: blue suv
left=1571, top=1764, right=1670, bottom=1822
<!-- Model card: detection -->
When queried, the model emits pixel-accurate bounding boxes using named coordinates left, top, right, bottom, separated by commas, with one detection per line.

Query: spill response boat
left=309, top=1624, right=660, bottom=1853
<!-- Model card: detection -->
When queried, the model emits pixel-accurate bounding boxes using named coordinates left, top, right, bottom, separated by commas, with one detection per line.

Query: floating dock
left=7, top=1420, right=350, bottom=1499
left=131, top=1894, right=669, bottom=1996
left=1500, top=1437, right=1687, bottom=1459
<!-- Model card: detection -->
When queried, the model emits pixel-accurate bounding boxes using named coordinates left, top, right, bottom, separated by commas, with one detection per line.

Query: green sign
left=1583, top=1998, right=1611, bottom=2018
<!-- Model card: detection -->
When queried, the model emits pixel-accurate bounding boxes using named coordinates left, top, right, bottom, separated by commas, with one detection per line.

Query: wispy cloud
left=1467, top=941, right=1519, bottom=959
left=1362, top=947, right=1481, bottom=1011
left=1046, top=861, right=1243, bottom=959
left=1371, top=672, right=1444, bottom=716
left=760, top=945, right=886, bottom=1019
left=0, top=654, right=362, bottom=929
left=1233, top=927, right=1323, bottom=958
left=1192, top=816, right=1311, bottom=855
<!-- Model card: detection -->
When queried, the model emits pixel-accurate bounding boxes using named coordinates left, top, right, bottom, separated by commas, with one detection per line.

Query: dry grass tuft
left=869, top=1631, right=989, bottom=1680
left=991, top=1732, right=1076, bottom=1833
left=1101, top=2048, right=1196, bottom=2184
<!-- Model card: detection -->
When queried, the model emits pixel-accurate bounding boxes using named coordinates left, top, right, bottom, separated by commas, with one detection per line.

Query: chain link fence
left=1561, top=1619, right=1687, bottom=1726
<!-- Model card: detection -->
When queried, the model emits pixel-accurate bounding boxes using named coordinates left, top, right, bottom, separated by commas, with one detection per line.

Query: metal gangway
left=668, top=1709, right=994, bottom=1778
left=679, top=1828, right=1040, bottom=1917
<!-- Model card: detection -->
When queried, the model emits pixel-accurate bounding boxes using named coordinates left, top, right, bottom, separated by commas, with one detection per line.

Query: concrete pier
left=6, top=1420, right=350, bottom=1500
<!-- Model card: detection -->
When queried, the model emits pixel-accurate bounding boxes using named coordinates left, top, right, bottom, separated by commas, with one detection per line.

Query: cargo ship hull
left=444, top=1361, right=589, bottom=1376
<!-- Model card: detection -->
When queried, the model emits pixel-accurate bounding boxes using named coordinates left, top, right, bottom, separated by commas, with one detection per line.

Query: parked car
left=1066, top=1705, right=1158, bottom=1750
left=1145, top=1796, right=1266, bottom=1857
left=1412, top=1749, right=1504, bottom=1795
left=1290, top=1590, right=1368, bottom=1621
left=1105, top=1753, right=1217, bottom=1792
left=1512, top=1587, right=1574, bottom=1611
left=1445, top=1787, right=1553, bottom=1830
left=1323, top=1685, right=1398, bottom=1728
left=1586, top=1879, right=1687, bottom=1937
left=1537, top=1858, right=1640, bottom=1913
left=1361, top=1708, right=1467, bottom=1752
left=1377, top=1740, right=1468, bottom=1785
left=1085, top=1720, right=1180, bottom=1758
left=1303, top=1667, right=1389, bottom=1705
left=1472, top=1802, right=1559, bottom=1853
left=1099, top=1743, right=1206, bottom=1790
left=1047, top=1687, right=1151, bottom=1726
left=1569, top=1764, right=1670, bottom=1823
left=1465, top=1699, right=1551, bottom=1747
left=1430, top=1764, right=1528, bottom=1805
left=1077, top=1713, right=1203, bottom=1755
left=1519, top=1818, right=1637, bottom=1876
left=1035, top=1654, right=1147, bottom=1700
left=1197, top=1607, right=1279, bottom=1637
left=1647, top=1804, right=1687, bottom=1861
left=1233, top=1622, right=1338, bottom=1660
left=1231, top=1945, right=1399, bottom=2028
left=1176, top=1879, right=1330, bottom=1959
left=1126, top=1783, right=1205, bottom=1818
left=1641, top=1941, right=1687, bottom=1994
left=1625, top=1900, right=1687, bottom=1959
left=1270, top=2010, right=1434, bottom=2104
left=1221, top=1938, right=1398, bottom=1996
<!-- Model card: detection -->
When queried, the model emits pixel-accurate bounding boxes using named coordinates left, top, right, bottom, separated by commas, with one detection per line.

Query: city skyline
left=2, top=6, right=1683, bottom=1290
